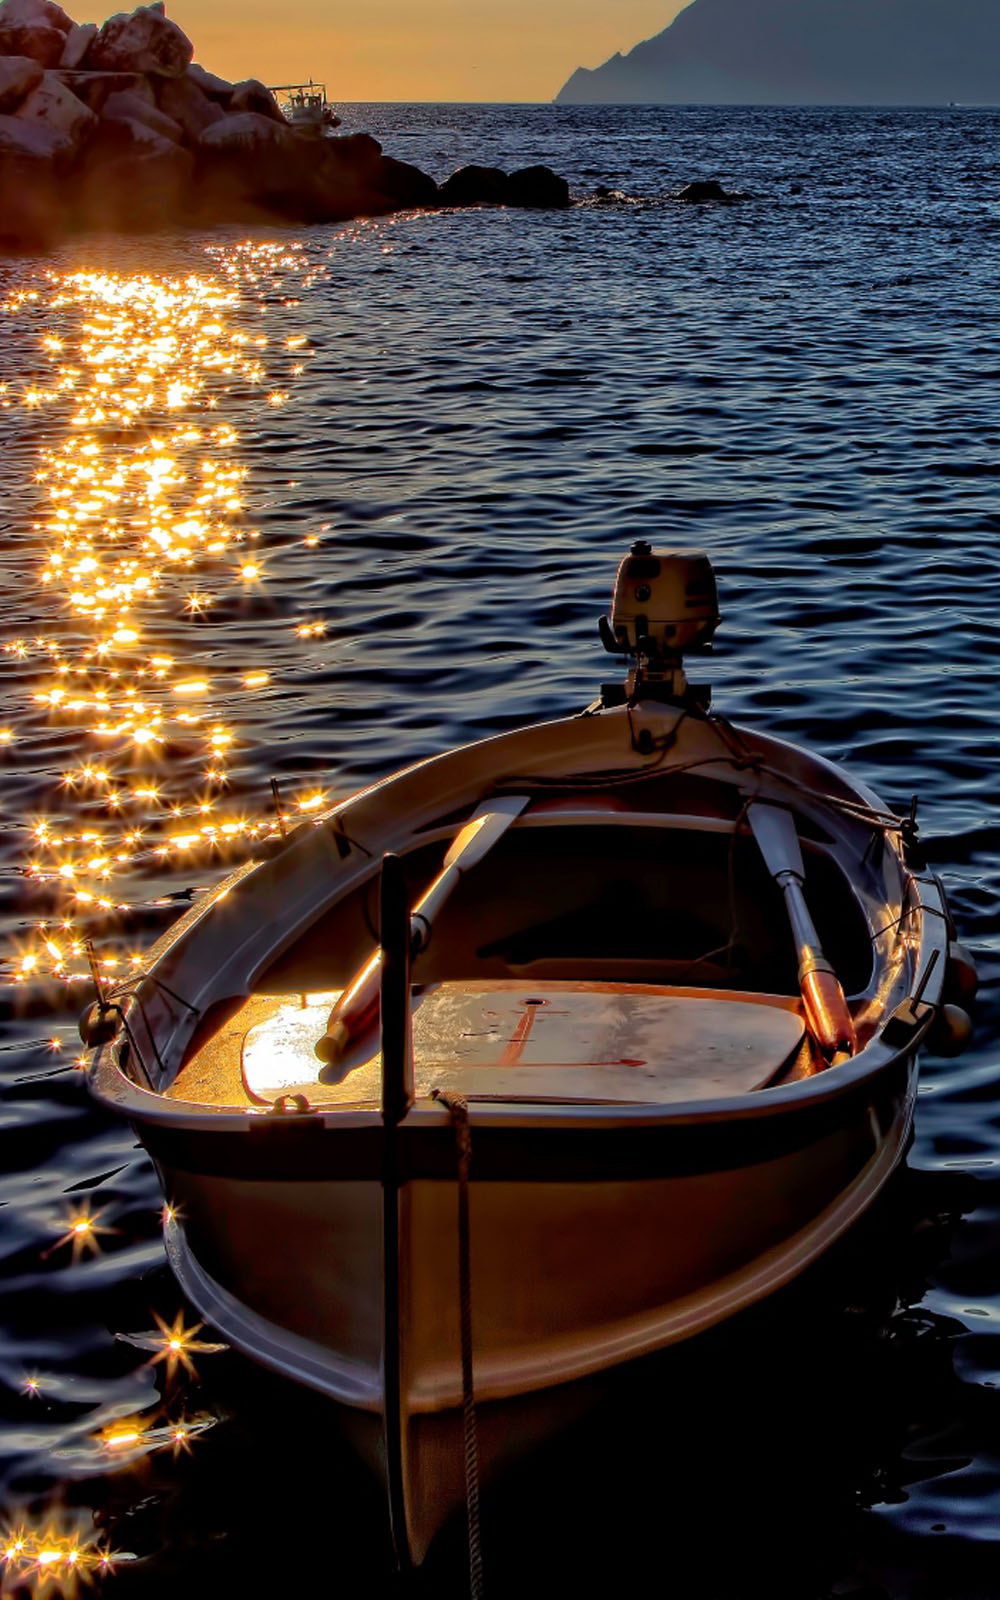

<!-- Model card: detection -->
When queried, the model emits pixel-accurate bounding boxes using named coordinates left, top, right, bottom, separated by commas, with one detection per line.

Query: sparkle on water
left=1, top=1517, right=124, bottom=1596
left=4, top=103, right=1000, bottom=1595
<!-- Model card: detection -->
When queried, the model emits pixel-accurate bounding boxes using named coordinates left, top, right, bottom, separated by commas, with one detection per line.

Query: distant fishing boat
left=269, top=80, right=341, bottom=134
left=82, top=546, right=975, bottom=1569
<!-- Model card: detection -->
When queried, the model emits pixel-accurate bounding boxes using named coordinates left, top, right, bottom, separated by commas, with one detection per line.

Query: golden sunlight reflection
left=44, top=1206, right=116, bottom=1263
left=97, top=1410, right=215, bottom=1461
left=1, top=1519, right=126, bottom=1595
left=117, top=1310, right=228, bottom=1382
left=2, top=244, right=335, bottom=997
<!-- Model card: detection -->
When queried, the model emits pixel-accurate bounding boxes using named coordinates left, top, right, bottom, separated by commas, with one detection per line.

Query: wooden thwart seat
left=222, top=980, right=806, bottom=1108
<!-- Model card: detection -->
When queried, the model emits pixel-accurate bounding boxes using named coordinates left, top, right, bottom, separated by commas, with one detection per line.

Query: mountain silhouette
left=555, top=0, right=1000, bottom=104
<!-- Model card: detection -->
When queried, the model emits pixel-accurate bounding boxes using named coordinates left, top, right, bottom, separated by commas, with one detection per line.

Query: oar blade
left=747, top=801, right=805, bottom=882
left=442, top=793, right=530, bottom=869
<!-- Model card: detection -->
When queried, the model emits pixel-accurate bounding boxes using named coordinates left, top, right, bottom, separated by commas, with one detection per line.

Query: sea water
left=0, top=103, right=998, bottom=1597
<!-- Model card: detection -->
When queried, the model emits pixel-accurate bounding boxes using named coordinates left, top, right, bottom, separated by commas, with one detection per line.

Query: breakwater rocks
left=0, top=0, right=571, bottom=249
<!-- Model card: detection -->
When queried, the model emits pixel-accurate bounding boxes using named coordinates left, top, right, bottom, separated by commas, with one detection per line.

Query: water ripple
left=0, top=103, right=998, bottom=1596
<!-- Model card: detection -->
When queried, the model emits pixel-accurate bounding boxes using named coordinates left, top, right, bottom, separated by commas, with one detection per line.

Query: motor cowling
left=604, top=543, right=719, bottom=658
left=599, top=543, right=720, bottom=708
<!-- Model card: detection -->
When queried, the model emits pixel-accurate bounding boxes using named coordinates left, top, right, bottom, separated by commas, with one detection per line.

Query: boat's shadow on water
left=94, top=1164, right=979, bottom=1600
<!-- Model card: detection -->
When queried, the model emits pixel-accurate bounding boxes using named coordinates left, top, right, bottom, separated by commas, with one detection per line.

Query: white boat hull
left=88, top=699, right=953, bottom=1564
left=155, top=1048, right=915, bottom=1560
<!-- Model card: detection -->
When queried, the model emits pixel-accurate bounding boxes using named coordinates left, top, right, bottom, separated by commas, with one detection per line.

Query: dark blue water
left=0, top=104, right=998, bottom=1596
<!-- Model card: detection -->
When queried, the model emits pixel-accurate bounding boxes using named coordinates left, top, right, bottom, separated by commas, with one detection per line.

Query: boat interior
left=166, top=783, right=878, bottom=1112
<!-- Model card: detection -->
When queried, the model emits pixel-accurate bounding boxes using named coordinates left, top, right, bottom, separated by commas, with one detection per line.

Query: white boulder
left=156, top=71, right=223, bottom=140
left=0, top=19, right=65, bottom=65
left=0, top=101, right=65, bottom=155
left=102, top=86, right=182, bottom=141
left=0, top=50, right=41, bottom=110
left=16, top=69, right=94, bottom=155
left=186, top=60, right=231, bottom=100
left=94, top=111, right=175, bottom=151
left=197, top=109, right=291, bottom=155
left=0, top=0, right=71, bottom=33
left=229, top=77, right=282, bottom=121
left=196, top=110, right=304, bottom=209
left=85, top=5, right=193, bottom=77
left=58, top=19, right=96, bottom=66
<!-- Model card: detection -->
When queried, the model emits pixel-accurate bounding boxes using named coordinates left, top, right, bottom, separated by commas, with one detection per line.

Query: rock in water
left=439, top=165, right=569, bottom=208
left=325, top=129, right=381, bottom=168
left=506, top=165, right=570, bottom=208
left=84, top=3, right=193, bottom=77
left=195, top=110, right=304, bottom=218
left=76, top=113, right=192, bottom=227
left=676, top=179, right=734, bottom=202
left=0, top=72, right=74, bottom=246
left=0, top=134, right=61, bottom=244
left=367, top=154, right=438, bottom=211
left=439, top=164, right=509, bottom=206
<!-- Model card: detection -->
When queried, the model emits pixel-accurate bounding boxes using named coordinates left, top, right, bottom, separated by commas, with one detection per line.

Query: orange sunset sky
left=165, top=0, right=691, bottom=102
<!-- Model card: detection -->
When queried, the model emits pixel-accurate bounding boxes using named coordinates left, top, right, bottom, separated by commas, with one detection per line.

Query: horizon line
left=334, top=98, right=997, bottom=107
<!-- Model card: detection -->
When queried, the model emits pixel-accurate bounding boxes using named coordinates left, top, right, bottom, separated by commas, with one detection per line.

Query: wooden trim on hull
left=137, top=1054, right=913, bottom=1185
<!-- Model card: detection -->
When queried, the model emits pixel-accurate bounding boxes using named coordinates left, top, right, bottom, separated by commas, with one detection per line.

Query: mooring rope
left=433, top=1090, right=485, bottom=1600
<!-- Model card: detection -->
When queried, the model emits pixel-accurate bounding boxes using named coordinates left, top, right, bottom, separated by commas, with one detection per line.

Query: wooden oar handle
left=315, top=949, right=382, bottom=1064
left=314, top=799, right=529, bottom=1070
left=799, top=958, right=857, bottom=1058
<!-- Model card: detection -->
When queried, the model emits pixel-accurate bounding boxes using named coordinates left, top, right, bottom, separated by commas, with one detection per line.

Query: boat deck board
left=168, top=981, right=806, bottom=1109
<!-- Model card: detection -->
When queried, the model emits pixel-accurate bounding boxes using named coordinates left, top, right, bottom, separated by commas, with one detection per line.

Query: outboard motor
left=600, top=542, right=719, bottom=707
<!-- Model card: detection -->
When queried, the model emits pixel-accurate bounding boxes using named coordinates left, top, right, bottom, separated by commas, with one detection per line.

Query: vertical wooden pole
left=380, top=851, right=414, bottom=1128
left=378, top=853, right=414, bottom=1568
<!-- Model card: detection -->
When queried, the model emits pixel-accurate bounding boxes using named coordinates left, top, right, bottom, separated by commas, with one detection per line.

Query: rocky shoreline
left=0, top=0, right=571, bottom=251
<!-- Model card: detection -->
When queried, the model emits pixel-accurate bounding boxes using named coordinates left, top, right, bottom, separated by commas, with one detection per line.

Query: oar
left=747, top=801, right=857, bottom=1060
left=315, top=794, right=530, bottom=1066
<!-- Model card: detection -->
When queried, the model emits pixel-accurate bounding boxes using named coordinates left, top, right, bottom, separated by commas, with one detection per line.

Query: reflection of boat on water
left=82, top=546, right=975, bottom=1570
left=269, top=80, right=341, bottom=134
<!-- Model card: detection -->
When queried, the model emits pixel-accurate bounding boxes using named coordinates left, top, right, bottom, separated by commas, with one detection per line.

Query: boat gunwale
left=135, top=1052, right=916, bottom=1185
left=86, top=702, right=947, bottom=1135
left=98, top=1010, right=926, bottom=1144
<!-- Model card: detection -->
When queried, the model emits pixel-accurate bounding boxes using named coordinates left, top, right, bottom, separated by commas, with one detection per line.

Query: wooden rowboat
left=83, top=547, right=973, bottom=1568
